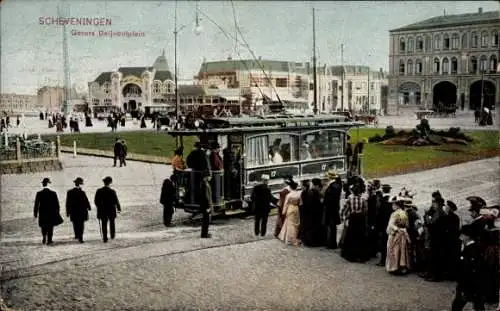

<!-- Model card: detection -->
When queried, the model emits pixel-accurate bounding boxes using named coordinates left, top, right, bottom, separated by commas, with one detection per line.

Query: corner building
left=388, top=8, right=499, bottom=115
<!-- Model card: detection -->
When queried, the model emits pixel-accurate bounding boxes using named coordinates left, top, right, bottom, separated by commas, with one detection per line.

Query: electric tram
left=168, top=113, right=365, bottom=216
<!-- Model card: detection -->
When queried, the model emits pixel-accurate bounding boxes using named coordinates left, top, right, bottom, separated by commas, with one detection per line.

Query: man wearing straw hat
left=66, top=177, right=91, bottom=243
left=323, top=170, right=342, bottom=249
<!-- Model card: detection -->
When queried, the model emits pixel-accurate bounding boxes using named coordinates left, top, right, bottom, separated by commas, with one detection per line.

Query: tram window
left=246, top=134, right=298, bottom=167
left=301, top=130, right=344, bottom=159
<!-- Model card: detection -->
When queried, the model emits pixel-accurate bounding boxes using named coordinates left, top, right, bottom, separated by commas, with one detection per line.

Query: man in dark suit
left=186, top=141, right=210, bottom=173
left=323, top=172, right=342, bottom=249
left=34, top=177, right=62, bottom=245
left=376, top=184, right=393, bottom=266
left=451, top=224, right=485, bottom=311
left=251, top=174, right=277, bottom=237
left=160, top=177, right=176, bottom=227
left=113, top=138, right=123, bottom=167
left=66, top=177, right=91, bottom=243
left=199, top=172, right=212, bottom=238
left=94, top=176, right=121, bottom=243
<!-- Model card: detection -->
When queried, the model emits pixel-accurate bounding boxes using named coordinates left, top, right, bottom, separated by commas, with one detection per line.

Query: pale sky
left=1, top=0, right=498, bottom=95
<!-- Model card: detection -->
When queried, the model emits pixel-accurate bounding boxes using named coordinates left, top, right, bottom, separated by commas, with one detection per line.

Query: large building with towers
left=388, top=8, right=499, bottom=115
left=88, top=51, right=174, bottom=113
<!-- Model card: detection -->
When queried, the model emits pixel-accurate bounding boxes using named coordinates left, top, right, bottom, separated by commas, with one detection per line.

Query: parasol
left=466, top=196, right=486, bottom=208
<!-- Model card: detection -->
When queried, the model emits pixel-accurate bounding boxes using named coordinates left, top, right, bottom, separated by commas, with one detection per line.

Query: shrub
left=385, top=126, right=396, bottom=138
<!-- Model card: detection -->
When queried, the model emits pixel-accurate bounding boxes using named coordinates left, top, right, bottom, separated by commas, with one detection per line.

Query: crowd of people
left=250, top=172, right=499, bottom=311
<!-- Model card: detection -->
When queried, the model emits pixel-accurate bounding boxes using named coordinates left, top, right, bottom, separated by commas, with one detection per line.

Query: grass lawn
left=43, top=128, right=499, bottom=178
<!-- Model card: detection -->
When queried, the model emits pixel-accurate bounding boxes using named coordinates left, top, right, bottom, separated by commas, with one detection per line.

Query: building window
left=443, top=34, right=450, bottom=50
left=442, top=58, right=449, bottom=74
left=452, top=34, right=459, bottom=49
left=103, top=82, right=111, bottom=94
left=461, top=33, right=468, bottom=49
left=480, top=55, right=488, bottom=71
left=489, top=55, right=497, bottom=72
left=433, top=58, right=440, bottom=73
left=275, top=78, right=287, bottom=87
left=408, top=38, right=414, bottom=52
left=166, top=82, right=173, bottom=94
left=370, top=82, right=374, bottom=90
left=407, top=59, right=413, bottom=74
left=104, top=99, right=112, bottom=105
left=425, top=36, right=431, bottom=51
left=399, top=60, right=405, bottom=74
left=92, top=98, right=99, bottom=105
left=470, top=56, right=478, bottom=73
left=471, top=32, right=478, bottom=48
left=434, top=35, right=441, bottom=50
left=481, top=31, right=488, bottom=47
left=451, top=57, right=458, bottom=74
left=416, top=37, right=423, bottom=51
left=492, top=31, right=499, bottom=46
left=153, top=82, right=161, bottom=94
left=399, top=37, right=405, bottom=52
left=416, top=59, right=423, bottom=74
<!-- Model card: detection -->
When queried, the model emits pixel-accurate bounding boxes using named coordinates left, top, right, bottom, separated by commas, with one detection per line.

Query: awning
left=220, top=96, right=242, bottom=101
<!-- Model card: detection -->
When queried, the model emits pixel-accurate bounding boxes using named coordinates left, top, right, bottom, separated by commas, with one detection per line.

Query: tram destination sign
left=301, top=159, right=345, bottom=175
left=247, top=166, right=299, bottom=183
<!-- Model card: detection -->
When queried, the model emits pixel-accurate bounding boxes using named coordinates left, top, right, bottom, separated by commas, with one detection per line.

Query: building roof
left=153, top=51, right=170, bottom=71
left=329, top=66, right=388, bottom=79
left=118, top=67, right=153, bottom=77
left=154, top=70, right=173, bottom=81
left=390, top=10, right=499, bottom=32
left=177, top=85, right=205, bottom=96
left=94, top=72, right=112, bottom=85
left=198, top=59, right=311, bottom=75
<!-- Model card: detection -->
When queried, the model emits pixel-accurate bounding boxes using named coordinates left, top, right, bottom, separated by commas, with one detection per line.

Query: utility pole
left=480, top=65, right=485, bottom=111
left=312, top=8, right=318, bottom=115
left=340, top=44, right=344, bottom=111
left=59, top=2, right=72, bottom=116
left=367, top=68, right=370, bottom=114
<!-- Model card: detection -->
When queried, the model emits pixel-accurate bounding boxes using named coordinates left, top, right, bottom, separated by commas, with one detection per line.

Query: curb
left=60, top=147, right=172, bottom=165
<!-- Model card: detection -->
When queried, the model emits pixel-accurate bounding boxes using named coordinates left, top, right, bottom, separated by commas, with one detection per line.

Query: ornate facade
left=388, top=8, right=500, bottom=115
left=88, top=51, right=174, bottom=113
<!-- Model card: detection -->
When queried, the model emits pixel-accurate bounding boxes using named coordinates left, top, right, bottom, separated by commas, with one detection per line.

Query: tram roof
left=169, top=114, right=364, bottom=136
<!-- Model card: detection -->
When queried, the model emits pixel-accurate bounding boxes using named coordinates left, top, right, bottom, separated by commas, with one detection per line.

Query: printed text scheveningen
left=39, top=17, right=112, bottom=26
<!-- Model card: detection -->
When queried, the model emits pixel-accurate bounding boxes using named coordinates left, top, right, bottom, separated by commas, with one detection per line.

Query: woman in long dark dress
left=482, top=214, right=499, bottom=305
left=442, top=200, right=461, bottom=281
left=340, top=185, right=369, bottom=262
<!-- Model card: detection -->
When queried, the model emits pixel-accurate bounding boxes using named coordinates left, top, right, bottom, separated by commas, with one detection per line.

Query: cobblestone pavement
left=0, top=155, right=498, bottom=311
left=3, top=111, right=497, bottom=137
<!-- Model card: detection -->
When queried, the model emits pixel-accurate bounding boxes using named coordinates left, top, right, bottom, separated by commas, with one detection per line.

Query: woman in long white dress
left=278, top=180, right=301, bottom=246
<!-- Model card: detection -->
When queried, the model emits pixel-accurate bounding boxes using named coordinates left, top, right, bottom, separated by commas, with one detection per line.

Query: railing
left=0, top=136, right=60, bottom=162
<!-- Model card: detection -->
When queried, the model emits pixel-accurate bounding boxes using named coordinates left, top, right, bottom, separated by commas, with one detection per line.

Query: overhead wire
left=229, top=0, right=283, bottom=104
left=195, top=6, right=267, bottom=100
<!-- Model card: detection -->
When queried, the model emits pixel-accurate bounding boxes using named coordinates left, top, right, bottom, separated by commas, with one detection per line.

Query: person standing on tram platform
left=209, top=142, right=223, bottom=171
left=186, top=141, right=211, bottom=173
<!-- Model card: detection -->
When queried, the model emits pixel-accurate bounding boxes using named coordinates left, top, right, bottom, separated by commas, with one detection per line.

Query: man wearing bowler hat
left=94, top=176, right=121, bottom=243
left=33, top=177, right=63, bottom=245
left=66, top=177, right=91, bottom=243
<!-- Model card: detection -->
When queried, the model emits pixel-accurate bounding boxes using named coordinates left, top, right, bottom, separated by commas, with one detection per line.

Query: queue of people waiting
left=250, top=172, right=499, bottom=311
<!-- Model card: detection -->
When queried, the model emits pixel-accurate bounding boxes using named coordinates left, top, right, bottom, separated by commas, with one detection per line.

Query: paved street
left=0, top=155, right=498, bottom=310
left=2, top=111, right=497, bottom=137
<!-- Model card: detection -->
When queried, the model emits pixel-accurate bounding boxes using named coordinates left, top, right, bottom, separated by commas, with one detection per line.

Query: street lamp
left=173, top=0, right=202, bottom=122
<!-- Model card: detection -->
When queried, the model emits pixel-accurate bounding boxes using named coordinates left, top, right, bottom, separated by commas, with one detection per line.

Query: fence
left=0, top=136, right=60, bottom=162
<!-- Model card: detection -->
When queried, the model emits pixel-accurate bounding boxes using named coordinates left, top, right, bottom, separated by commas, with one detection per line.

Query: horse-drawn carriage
left=168, top=114, right=365, bottom=216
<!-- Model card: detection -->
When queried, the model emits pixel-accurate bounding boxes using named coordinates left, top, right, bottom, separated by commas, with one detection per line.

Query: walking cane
left=98, top=218, right=102, bottom=240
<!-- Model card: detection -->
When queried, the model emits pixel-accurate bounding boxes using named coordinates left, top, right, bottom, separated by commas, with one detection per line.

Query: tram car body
left=168, top=114, right=365, bottom=216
